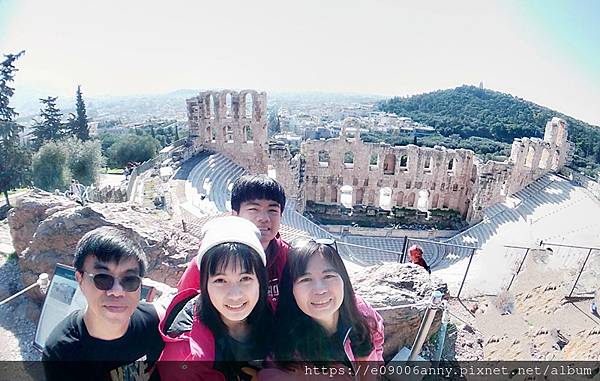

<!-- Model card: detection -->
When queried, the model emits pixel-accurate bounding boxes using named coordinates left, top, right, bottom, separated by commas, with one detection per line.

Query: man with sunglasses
left=43, top=226, right=165, bottom=381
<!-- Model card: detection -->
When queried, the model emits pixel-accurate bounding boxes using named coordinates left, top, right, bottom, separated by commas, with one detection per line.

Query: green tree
left=32, top=141, right=70, bottom=191
left=70, top=85, right=89, bottom=140
left=0, top=50, right=29, bottom=206
left=33, top=96, right=64, bottom=148
left=63, top=137, right=104, bottom=186
left=108, top=134, right=160, bottom=168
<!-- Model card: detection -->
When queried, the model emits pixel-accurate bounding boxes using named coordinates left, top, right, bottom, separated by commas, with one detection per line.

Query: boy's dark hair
left=73, top=226, right=148, bottom=276
left=230, top=174, right=286, bottom=214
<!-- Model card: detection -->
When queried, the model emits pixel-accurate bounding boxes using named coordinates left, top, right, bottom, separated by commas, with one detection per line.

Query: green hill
left=377, top=85, right=600, bottom=176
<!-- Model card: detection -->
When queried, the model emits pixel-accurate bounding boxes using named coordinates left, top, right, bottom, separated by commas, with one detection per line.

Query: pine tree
left=0, top=50, right=30, bottom=206
left=72, top=85, right=89, bottom=140
left=33, top=96, right=63, bottom=148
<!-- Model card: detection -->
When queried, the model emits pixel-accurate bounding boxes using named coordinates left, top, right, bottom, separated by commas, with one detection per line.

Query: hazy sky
left=1, top=0, right=599, bottom=125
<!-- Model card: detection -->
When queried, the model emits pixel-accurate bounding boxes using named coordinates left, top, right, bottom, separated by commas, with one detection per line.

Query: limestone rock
left=350, top=262, right=448, bottom=360
left=8, top=190, right=199, bottom=303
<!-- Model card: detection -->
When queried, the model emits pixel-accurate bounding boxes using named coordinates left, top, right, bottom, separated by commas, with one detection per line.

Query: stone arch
left=539, top=148, right=550, bottom=169
left=319, top=150, right=330, bottom=167
left=400, top=155, right=408, bottom=168
left=224, top=125, right=233, bottom=143
left=330, top=186, right=338, bottom=203
left=551, top=150, right=561, bottom=171
left=225, top=92, right=233, bottom=118
left=525, top=145, right=536, bottom=168
left=395, top=191, right=404, bottom=206
left=244, top=125, right=253, bottom=143
left=340, top=185, right=353, bottom=208
left=344, top=151, right=354, bottom=169
left=355, top=187, right=364, bottom=204
left=383, top=154, right=396, bottom=175
left=319, top=187, right=326, bottom=202
left=406, top=192, right=415, bottom=207
left=431, top=193, right=440, bottom=209
left=244, top=93, right=253, bottom=118
left=205, top=93, right=216, bottom=119
left=369, top=153, right=379, bottom=171
left=379, top=187, right=392, bottom=210
left=424, top=156, right=432, bottom=171
left=417, top=189, right=429, bottom=211
left=367, top=190, right=375, bottom=205
left=447, top=158, right=454, bottom=171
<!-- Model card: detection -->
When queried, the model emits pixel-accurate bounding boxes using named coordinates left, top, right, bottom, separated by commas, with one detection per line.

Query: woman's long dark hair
left=272, top=240, right=374, bottom=363
left=198, top=242, right=272, bottom=360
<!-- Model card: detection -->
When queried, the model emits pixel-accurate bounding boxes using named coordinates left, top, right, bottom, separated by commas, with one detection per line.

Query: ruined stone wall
left=187, top=91, right=570, bottom=225
left=268, top=143, right=302, bottom=201
left=186, top=90, right=269, bottom=173
left=467, top=117, right=569, bottom=221
left=301, top=118, right=476, bottom=218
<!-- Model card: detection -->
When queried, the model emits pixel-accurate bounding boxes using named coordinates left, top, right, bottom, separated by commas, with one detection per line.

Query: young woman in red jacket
left=158, top=216, right=273, bottom=381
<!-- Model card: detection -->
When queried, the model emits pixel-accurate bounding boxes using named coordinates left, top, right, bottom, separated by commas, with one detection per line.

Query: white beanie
left=196, top=216, right=266, bottom=267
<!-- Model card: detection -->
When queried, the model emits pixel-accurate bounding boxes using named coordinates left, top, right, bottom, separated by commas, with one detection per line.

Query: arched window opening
left=369, top=153, right=379, bottom=171
left=245, top=126, right=253, bottom=143
left=400, top=155, right=408, bottom=168
left=448, top=158, right=454, bottom=171
left=340, top=185, right=353, bottom=208
left=383, top=154, right=396, bottom=175
left=395, top=191, right=404, bottom=206
left=379, top=187, right=392, bottom=210
left=208, top=94, right=215, bottom=119
left=355, top=187, right=364, bottom=204
left=416, top=190, right=429, bottom=212
left=319, top=187, right=326, bottom=202
left=343, top=151, right=354, bottom=169
left=245, top=93, right=253, bottom=118
left=424, top=157, right=432, bottom=171
left=330, top=186, right=338, bottom=203
left=539, top=149, right=550, bottom=169
left=406, top=192, right=415, bottom=207
left=318, top=150, right=330, bottom=167
left=225, top=93, right=232, bottom=118
left=225, top=126, right=233, bottom=143
left=525, top=146, right=535, bottom=168
left=431, top=193, right=439, bottom=209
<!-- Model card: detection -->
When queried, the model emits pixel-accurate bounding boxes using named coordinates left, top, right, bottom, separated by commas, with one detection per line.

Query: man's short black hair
left=230, top=175, right=286, bottom=214
left=73, top=226, right=148, bottom=276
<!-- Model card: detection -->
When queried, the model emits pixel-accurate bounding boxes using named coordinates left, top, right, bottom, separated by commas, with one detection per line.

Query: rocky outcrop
left=350, top=263, right=448, bottom=361
left=8, top=189, right=199, bottom=303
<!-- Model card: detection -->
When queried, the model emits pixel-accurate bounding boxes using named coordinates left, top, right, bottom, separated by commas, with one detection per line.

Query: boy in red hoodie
left=177, top=174, right=289, bottom=302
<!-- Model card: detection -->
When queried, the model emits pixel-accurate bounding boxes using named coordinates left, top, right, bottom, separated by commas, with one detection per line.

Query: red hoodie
left=177, top=235, right=289, bottom=302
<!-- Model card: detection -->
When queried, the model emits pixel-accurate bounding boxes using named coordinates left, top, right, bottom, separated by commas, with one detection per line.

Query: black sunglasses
left=81, top=271, right=142, bottom=292
left=291, top=237, right=339, bottom=254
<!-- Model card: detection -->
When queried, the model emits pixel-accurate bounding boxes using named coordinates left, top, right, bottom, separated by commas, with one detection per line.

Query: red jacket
left=157, top=288, right=225, bottom=381
left=177, top=235, right=289, bottom=302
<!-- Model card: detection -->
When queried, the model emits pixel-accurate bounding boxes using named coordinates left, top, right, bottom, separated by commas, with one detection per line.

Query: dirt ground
left=443, top=248, right=600, bottom=360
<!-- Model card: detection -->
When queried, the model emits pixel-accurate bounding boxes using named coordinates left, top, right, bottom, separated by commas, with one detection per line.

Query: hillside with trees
left=378, top=85, right=600, bottom=176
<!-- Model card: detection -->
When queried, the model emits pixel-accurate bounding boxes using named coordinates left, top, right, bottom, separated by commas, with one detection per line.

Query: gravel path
left=0, top=220, right=41, bottom=361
